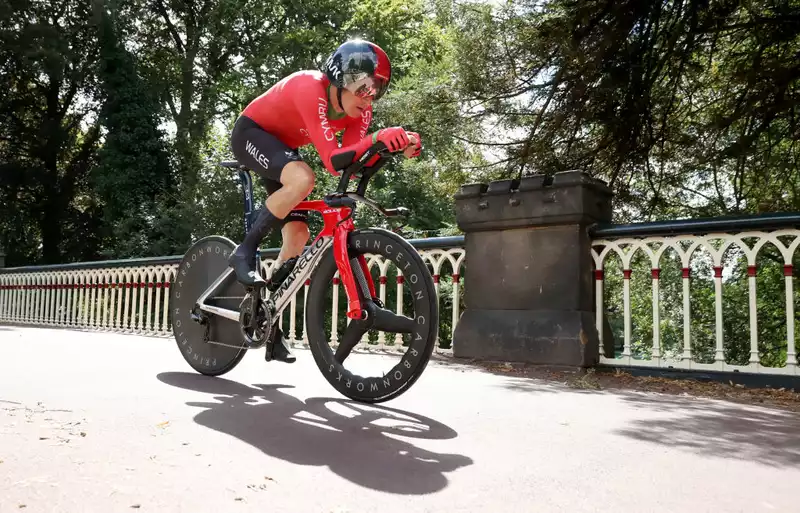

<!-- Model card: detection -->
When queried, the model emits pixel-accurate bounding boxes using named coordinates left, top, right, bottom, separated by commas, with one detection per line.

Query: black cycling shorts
left=230, top=115, right=308, bottom=225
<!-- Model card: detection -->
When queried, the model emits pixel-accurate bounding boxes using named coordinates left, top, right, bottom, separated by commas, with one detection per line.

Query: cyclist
left=227, top=39, right=422, bottom=363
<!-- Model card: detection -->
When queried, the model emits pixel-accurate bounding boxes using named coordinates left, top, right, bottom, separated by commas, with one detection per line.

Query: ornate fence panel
left=5, top=213, right=799, bottom=377
left=0, top=256, right=181, bottom=337
left=0, top=237, right=466, bottom=353
left=591, top=214, right=800, bottom=376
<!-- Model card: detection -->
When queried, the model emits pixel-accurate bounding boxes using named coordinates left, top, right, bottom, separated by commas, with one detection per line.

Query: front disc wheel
left=306, top=228, right=439, bottom=403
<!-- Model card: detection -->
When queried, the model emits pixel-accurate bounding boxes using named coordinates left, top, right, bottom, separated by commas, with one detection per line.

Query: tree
left=0, top=0, right=103, bottom=265
left=449, top=0, right=800, bottom=220
left=91, top=0, right=176, bottom=258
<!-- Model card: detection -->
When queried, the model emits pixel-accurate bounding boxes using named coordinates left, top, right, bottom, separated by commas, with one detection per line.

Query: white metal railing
left=0, top=262, right=177, bottom=336
left=592, top=229, right=800, bottom=375
left=0, top=239, right=465, bottom=353
left=4, top=225, right=798, bottom=377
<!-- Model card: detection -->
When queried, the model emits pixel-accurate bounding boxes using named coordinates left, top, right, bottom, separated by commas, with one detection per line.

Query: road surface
left=1, top=325, right=799, bottom=512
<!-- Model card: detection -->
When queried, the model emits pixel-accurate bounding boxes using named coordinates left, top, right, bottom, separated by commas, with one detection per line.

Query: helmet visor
left=345, top=74, right=389, bottom=101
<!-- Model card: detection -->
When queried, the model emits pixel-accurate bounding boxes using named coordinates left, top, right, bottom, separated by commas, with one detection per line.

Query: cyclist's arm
left=341, top=107, right=372, bottom=148
left=340, top=108, right=381, bottom=167
left=294, top=90, right=374, bottom=176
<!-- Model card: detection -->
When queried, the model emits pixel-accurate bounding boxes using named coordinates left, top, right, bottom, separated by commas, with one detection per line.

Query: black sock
left=240, top=206, right=281, bottom=255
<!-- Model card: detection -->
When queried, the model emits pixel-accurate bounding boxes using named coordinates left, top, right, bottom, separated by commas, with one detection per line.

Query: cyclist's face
left=341, top=88, right=373, bottom=118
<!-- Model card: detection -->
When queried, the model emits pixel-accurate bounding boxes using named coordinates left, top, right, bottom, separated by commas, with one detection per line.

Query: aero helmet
left=323, top=39, right=392, bottom=100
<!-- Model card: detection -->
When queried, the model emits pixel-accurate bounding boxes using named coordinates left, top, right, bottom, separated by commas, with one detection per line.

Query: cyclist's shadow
left=157, top=372, right=473, bottom=495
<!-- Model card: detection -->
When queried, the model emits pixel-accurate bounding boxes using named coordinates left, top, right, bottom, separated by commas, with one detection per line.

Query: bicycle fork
left=333, top=220, right=377, bottom=320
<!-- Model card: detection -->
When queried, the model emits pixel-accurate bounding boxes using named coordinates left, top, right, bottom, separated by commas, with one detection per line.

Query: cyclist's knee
left=282, top=161, right=315, bottom=196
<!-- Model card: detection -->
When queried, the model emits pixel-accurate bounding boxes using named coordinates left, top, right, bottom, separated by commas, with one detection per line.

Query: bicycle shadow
left=156, top=371, right=473, bottom=495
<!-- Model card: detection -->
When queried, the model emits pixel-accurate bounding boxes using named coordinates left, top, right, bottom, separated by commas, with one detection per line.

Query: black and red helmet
left=323, top=39, right=392, bottom=101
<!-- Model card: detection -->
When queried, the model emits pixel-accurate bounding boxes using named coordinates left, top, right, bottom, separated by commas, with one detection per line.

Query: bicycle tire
left=306, top=228, right=439, bottom=403
left=170, top=235, right=248, bottom=376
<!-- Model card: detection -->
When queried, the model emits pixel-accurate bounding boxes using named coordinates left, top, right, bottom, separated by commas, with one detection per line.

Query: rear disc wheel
left=170, top=235, right=249, bottom=376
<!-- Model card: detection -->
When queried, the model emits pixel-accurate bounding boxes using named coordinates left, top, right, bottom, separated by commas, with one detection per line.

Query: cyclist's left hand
left=404, top=131, right=422, bottom=159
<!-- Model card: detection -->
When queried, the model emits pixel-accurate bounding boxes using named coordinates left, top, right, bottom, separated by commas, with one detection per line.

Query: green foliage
left=0, top=0, right=104, bottom=265
left=450, top=0, right=800, bottom=220
left=91, top=1, right=177, bottom=258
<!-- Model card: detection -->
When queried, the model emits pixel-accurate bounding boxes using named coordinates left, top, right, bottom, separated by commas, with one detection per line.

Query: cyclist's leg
left=263, top=161, right=315, bottom=219
left=279, top=221, right=311, bottom=262
left=259, top=172, right=311, bottom=364
left=262, top=177, right=310, bottom=270
left=228, top=115, right=310, bottom=286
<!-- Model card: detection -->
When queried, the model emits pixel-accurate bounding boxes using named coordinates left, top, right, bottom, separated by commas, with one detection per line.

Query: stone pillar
left=452, top=171, right=613, bottom=367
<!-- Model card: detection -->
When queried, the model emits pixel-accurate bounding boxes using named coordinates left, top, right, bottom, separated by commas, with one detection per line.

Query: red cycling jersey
left=242, top=70, right=374, bottom=176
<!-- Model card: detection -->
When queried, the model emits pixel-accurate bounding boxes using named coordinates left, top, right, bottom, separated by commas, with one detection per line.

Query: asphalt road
left=1, top=325, right=799, bottom=513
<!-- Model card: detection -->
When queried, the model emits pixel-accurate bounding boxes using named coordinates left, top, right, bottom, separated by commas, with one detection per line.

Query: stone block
left=452, top=171, right=614, bottom=367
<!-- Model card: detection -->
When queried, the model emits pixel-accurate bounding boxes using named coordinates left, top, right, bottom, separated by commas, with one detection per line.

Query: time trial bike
left=169, top=141, right=439, bottom=403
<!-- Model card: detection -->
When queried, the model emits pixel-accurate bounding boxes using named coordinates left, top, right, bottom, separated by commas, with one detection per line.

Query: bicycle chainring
left=238, top=292, right=273, bottom=348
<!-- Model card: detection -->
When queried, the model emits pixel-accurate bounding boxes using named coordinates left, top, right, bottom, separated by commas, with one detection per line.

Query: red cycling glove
left=405, top=131, right=422, bottom=158
left=374, top=127, right=411, bottom=153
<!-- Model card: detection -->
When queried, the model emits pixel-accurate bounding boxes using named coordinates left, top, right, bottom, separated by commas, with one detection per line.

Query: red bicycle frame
left=293, top=199, right=377, bottom=320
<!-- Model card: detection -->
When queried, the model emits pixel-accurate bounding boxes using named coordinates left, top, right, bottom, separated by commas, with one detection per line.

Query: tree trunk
left=39, top=75, right=66, bottom=264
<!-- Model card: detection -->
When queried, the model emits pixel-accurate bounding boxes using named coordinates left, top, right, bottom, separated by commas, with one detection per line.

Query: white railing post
left=622, top=268, right=632, bottom=359
left=713, top=265, right=725, bottom=367
left=651, top=268, right=661, bottom=361
left=747, top=265, right=760, bottom=365
left=785, top=264, right=797, bottom=368
left=330, top=274, right=340, bottom=349
left=302, top=279, right=310, bottom=348
left=681, top=266, right=692, bottom=361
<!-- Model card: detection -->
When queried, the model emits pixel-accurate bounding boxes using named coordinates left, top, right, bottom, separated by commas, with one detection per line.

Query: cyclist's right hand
left=375, top=127, right=410, bottom=153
